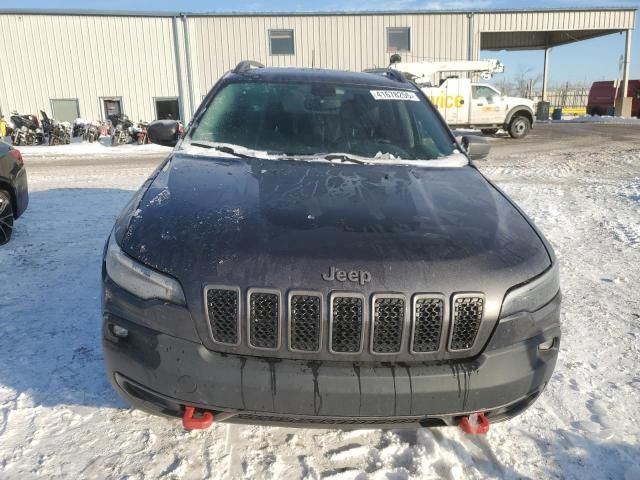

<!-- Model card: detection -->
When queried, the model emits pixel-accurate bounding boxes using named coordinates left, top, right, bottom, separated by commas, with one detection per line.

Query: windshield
left=189, top=81, right=456, bottom=160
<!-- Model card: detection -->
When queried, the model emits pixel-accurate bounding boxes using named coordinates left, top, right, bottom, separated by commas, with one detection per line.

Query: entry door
left=51, top=99, right=80, bottom=123
left=470, top=85, right=501, bottom=124
left=155, top=98, right=180, bottom=120
left=103, top=98, right=122, bottom=119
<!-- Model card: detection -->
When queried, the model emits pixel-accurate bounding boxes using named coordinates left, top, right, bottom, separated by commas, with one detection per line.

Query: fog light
left=538, top=338, right=555, bottom=351
left=112, top=325, right=129, bottom=338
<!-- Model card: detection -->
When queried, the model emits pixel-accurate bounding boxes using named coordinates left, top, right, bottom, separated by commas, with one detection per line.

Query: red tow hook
left=459, top=412, right=490, bottom=434
left=182, top=406, right=214, bottom=430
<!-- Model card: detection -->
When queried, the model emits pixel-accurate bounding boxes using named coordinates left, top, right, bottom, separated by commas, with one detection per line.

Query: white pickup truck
left=422, top=78, right=535, bottom=139
left=387, top=58, right=535, bottom=139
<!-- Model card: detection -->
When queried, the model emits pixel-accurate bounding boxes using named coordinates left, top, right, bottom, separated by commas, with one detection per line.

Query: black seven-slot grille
left=412, top=296, right=444, bottom=353
left=450, top=296, right=484, bottom=351
left=204, top=288, right=484, bottom=355
left=206, top=288, right=240, bottom=345
left=249, top=291, right=280, bottom=349
left=290, top=293, right=322, bottom=352
left=371, top=296, right=405, bottom=354
left=330, top=295, right=364, bottom=353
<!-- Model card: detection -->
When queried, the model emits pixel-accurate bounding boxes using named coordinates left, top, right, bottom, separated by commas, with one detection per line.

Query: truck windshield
left=189, top=81, right=456, bottom=160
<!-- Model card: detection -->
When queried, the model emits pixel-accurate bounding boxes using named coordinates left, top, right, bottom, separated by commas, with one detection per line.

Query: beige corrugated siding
left=0, top=14, right=179, bottom=122
left=0, top=9, right=635, bottom=122
left=189, top=13, right=470, bottom=98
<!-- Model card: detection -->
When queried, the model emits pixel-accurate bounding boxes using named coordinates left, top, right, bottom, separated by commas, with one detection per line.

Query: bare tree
left=511, top=65, right=542, bottom=98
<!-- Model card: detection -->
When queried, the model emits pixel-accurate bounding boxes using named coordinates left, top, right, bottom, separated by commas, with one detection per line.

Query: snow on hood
left=179, top=143, right=469, bottom=168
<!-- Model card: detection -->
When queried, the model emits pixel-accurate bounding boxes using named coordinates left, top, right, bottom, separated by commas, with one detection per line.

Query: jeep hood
left=118, top=153, right=550, bottom=307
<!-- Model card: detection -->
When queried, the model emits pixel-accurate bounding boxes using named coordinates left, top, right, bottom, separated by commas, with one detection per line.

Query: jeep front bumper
left=102, top=287, right=560, bottom=428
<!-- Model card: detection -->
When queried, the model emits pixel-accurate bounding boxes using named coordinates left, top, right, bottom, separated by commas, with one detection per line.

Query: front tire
left=0, top=191, right=14, bottom=245
left=508, top=116, right=531, bottom=139
left=112, top=135, right=119, bottom=146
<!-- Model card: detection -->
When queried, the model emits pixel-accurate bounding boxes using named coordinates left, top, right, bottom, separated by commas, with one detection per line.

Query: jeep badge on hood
left=322, top=266, right=372, bottom=285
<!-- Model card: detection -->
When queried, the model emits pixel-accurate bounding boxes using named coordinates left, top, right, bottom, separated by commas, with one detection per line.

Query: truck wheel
left=508, top=116, right=530, bottom=139
left=481, top=129, right=498, bottom=136
left=0, top=190, right=14, bottom=245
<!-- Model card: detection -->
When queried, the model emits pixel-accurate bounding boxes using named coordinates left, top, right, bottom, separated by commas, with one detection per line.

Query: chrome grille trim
left=370, top=293, right=407, bottom=355
left=288, top=290, right=323, bottom=353
left=448, top=293, right=485, bottom=352
left=410, top=294, right=447, bottom=354
left=329, top=292, right=366, bottom=355
left=247, top=288, right=282, bottom=351
left=203, top=285, right=241, bottom=346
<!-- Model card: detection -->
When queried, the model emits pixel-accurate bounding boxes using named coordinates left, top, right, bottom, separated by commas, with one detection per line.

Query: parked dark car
left=0, top=141, right=28, bottom=245
left=102, top=63, right=560, bottom=433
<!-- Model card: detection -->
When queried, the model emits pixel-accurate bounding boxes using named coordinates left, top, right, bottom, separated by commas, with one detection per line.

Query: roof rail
left=233, top=60, right=265, bottom=74
left=362, top=68, right=407, bottom=83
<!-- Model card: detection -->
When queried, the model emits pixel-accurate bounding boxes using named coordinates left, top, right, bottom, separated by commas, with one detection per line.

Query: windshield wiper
left=320, top=154, right=368, bottom=165
left=189, top=141, right=253, bottom=159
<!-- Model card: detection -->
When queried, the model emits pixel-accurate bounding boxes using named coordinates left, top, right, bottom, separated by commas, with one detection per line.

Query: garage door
left=51, top=99, right=80, bottom=123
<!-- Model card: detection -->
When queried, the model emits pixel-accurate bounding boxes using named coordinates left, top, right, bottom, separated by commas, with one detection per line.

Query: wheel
left=590, top=107, right=602, bottom=116
left=137, top=136, right=144, bottom=145
left=111, top=135, right=119, bottom=146
left=0, top=190, right=14, bottom=246
left=508, top=116, right=531, bottom=139
left=13, top=135, right=21, bottom=146
left=481, top=129, right=498, bottom=136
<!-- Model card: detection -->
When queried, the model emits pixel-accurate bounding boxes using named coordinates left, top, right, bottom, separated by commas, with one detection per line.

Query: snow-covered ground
left=15, top=138, right=172, bottom=158
left=554, top=114, right=640, bottom=124
left=1, top=130, right=639, bottom=479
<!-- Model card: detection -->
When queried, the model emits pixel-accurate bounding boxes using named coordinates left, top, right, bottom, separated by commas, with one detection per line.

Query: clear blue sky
left=7, top=0, right=640, bottom=87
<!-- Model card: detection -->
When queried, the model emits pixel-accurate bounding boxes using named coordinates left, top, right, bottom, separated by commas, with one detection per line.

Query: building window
left=269, top=29, right=294, bottom=55
left=387, top=27, right=410, bottom=53
left=102, top=97, right=123, bottom=120
left=155, top=97, right=180, bottom=120
left=50, top=98, right=80, bottom=123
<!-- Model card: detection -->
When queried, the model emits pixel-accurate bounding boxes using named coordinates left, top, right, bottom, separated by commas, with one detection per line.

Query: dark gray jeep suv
left=102, top=62, right=560, bottom=432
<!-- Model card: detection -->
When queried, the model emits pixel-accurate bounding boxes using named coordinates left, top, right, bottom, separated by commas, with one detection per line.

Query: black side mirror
left=458, top=134, right=491, bottom=161
left=148, top=120, right=180, bottom=147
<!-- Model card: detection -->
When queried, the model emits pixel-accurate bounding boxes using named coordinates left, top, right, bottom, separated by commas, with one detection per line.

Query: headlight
left=501, top=263, right=560, bottom=317
left=105, top=235, right=186, bottom=305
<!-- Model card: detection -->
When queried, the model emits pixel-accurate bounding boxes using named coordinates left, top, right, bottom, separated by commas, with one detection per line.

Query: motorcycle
left=72, top=118, right=88, bottom=139
left=98, top=120, right=110, bottom=137
left=10, top=112, right=44, bottom=146
left=84, top=121, right=100, bottom=143
left=131, top=120, right=149, bottom=145
left=109, top=114, right=133, bottom=146
left=49, top=121, right=72, bottom=145
left=40, top=111, right=71, bottom=145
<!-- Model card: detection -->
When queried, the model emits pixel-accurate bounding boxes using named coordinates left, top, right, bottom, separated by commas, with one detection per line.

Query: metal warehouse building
left=0, top=7, right=636, bottom=123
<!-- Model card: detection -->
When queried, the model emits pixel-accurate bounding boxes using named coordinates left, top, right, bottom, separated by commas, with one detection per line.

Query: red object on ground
left=459, top=412, right=490, bottom=434
left=182, top=406, right=214, bottom=430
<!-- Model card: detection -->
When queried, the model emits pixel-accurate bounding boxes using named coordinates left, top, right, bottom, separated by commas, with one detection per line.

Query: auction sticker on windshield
left=370, top=90, right=420, bottom=101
